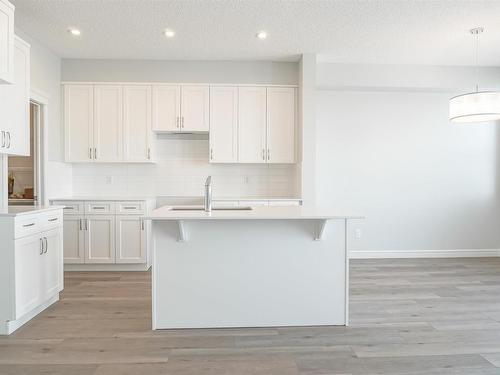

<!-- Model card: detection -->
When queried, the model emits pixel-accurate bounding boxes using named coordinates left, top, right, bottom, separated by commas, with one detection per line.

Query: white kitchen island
left=146, top=206, right=363, bottom=330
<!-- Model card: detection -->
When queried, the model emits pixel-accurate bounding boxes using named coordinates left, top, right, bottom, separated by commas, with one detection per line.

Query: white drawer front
left=116, top=201, right=145, bottom=215
left=40, top=210, right=63, bottom=230
left=52, top=201, right=84, bottom=215
left=268, top=200, right=301, bottom=207
left=85, top=202, right=116, bottom=215
left=14, top=215, right=40, bottom=239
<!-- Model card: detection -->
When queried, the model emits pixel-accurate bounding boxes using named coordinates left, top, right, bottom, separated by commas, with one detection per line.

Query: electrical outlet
left=355, top=228, right=362, bottom=239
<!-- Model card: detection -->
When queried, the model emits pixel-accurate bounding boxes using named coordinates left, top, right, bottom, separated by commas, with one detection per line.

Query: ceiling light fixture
left=256, top=31, right=267, bottom=40
left=164, top=29, right=175, bottom=38
left=449, top=27, right=500, bottom=123
left=68, top=28, right=81, bottom=36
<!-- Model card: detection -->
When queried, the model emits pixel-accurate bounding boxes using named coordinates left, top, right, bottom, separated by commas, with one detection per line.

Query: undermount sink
left=169, top=206, right=253, bottom=211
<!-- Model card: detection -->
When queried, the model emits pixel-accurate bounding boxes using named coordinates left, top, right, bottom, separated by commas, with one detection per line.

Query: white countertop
left=0, top=205, right=65, bottom=217
left=50, top=196, right=155, bottom=201
left=146, top=205, right=363, bottom=220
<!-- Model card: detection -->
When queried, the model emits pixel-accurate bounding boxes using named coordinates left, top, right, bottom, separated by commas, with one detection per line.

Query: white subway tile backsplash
left=72, top=139, right=299, bottom=198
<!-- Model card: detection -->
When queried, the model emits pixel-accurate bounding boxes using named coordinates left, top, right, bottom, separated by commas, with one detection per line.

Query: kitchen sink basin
left=169, top=206, right=253, bottom=211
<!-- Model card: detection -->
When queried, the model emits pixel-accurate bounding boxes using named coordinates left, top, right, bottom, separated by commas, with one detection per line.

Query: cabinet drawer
left=85, top=202, right=115, bottom=215
left=52, top=201, right=84, bottom=215
left=268, top=200, right=301, bottom=207
left=116, top=201, right=145, bottom=215
left=40, top=210, right=63, bottom=230
left=14, top=215, right=40, bottom=239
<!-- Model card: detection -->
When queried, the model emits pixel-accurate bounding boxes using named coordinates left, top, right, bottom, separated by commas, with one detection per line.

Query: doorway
left=7, top=100, right=43, bottom=205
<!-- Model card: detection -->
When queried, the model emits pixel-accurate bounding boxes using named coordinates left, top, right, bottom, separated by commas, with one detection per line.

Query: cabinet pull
left=123, top=206, right=136, bottom=210
left=48, top=217, right=58, bottom=222
left=40, top=238, right=44, bottom=255
left=141, top=219, right=145, bottom=231
left=181, top=117, right=184, bottom=128
left=1, top=131, right=4, bottom=147
left=89, top=147, right=92, bottom=159
left=93, top=207, right=105, bottom=210
left=23, top=222, right=35, bottom=227
left=94, top=147, right=97, bottom=159
left=86, top=219, right=89, bottom=230
left=267, top=149, right=270, bottom=161
left=6, top=132, right=10, bottom=148
left=147, top=148, right=151, bottom=160
left=44, top=237, right=48, bottom=254
left=210, top=148, right=213, bottom=160
left=64, top=206, right=74, bottom=210
left=262, top=149, right=265, bottom=160
left=79, top=218, right=82, bottom=230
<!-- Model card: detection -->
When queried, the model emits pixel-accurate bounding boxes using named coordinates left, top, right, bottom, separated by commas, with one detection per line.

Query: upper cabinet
left=266, top=87, right=296, bottom=163
left=64, top=84, right=152, bottom=163
left=209, top=86, right=238, bottom=163
left=0, top=0, right=14, bottom=84
left=0, top=37, right=30, bottom=156
left=238, top=87, right=267, bottom=163
left=152, top=84, right=209, bottom=132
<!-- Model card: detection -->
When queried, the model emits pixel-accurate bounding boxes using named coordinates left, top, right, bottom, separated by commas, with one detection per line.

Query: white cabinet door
left=85, top=215, right=115, bottom=264
left=152, top=85, right=180, bottom=132
left=209, top=86, right=238, bottom=163
left=123, top=85, right=152, bottom=162
left=64, top=84, right=94, bottom=162
left=0, top=37, right=29, bottom=156
left=238, top=87, right=267, bottom=163
left=62, top=216, right=84, bottom=264
left=115, top=216, right=146, bottom=263
left=0, top=0, right=14, bottom=84
left=181, top=85, right=209, bottom=132
left=14, top=233, right=41, bottom=319
left=41, top=227, right=63, bottom=299
left=93, top=85, right=123, bottom=162
left=266, top=87, right=296, bottom=163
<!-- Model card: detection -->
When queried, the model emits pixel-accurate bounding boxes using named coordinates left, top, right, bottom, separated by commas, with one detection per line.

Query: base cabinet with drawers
left=50, top=199, right=153, bottom=269
left=0, top=207, right=64, bottom=335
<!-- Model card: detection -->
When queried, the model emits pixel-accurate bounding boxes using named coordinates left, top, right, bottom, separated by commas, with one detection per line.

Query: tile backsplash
left=72, top=137, right=299, bottom=198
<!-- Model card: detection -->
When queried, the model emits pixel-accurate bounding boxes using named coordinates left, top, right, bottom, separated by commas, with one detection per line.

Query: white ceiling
left=11, top=0, right=500, bottom=66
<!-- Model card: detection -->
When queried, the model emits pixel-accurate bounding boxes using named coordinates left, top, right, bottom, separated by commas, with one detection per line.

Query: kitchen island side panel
left=152, top=219, right=346, bottom=329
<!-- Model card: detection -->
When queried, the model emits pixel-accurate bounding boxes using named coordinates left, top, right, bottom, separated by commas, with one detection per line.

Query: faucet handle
left=205, top=176, right=212, bottom=186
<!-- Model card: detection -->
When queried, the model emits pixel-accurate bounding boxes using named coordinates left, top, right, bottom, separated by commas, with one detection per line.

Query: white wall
left=15, top=30, right=72, bottom=202
left=63, top=59, right=300, bottom=199
left=317, top=63, right=500, bottom=254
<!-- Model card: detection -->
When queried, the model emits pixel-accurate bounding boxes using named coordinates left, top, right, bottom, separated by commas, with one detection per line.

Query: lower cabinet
left=0, top=208, right=64, bottom=335
left=116, top=216, right=146, bottom=263
left=53, top=200, right=152, bottom=266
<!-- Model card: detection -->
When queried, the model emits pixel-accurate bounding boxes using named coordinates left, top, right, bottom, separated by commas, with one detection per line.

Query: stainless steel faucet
left=204, top=176, right=212, bottom=212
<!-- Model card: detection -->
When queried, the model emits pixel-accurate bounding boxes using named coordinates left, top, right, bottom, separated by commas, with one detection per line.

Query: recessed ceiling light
left=164, top=29, right=175, bottom=38
left=68, top=28, right=81, bottom=36
left=256, top=31, right=267, bottom=40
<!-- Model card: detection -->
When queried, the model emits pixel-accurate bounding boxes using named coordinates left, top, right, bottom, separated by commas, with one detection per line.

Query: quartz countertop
left=146, top=205, right=363, bottom=221
left=0, top=205, right=65, bottom=217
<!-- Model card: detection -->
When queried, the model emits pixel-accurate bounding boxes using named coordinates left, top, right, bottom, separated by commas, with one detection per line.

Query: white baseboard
left=0, top=294, right=59, bottom=335
left=349, top=249, right=500, bottom=259
left=64, top=263, right=151, bottom=272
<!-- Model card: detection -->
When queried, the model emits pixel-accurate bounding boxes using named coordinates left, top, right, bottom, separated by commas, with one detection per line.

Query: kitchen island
left=146, top=206, right=363, bottom=329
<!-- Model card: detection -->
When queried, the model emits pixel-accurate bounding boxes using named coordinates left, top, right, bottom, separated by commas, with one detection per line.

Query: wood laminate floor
left=1, top=258, right=500, bottom=374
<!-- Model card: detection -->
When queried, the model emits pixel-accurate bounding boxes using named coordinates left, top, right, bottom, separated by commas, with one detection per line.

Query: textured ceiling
left=11, top=0, right=500, bottom=66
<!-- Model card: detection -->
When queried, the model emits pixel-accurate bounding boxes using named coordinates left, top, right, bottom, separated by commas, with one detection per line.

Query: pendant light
left=449, top=27, right=500, bottom=123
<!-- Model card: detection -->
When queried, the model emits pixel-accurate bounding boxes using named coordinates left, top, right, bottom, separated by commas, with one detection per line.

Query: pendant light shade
left=449, top=91, right=500, bottom=123
left=449, top=27, right=500, bottom=124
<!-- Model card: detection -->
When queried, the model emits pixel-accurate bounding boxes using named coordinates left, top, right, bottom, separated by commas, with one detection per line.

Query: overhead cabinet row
left=64, top=83, right=296, bottom=164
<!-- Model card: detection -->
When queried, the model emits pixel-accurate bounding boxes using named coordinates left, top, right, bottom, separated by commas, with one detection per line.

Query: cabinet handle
left=93, top=206, right=105, bottom=209
left=141, top=219, right=145, bottom=231
left=262, top=149, right=265, bottom=160
left=181, top=117, right=184, bottom=128
left=79, top=218, right=82, bottom=230
left=48, top=217, right=58, bottom=222
left=23, top=222, right=35, bottom=227
left=6, top=132, right=10, bottom=148
left=1, top=131, right=4, bottom=148
left=267, top=149, right=270, bottom=161
left=40, top=238, right=44, bottom=255
left=89, top=147, right=92, bottom=159
left=86, top=219, right=89, bottom=230
left=147, top=148, right=151, bottom=160
left=123, top=206, right=136, bottom=209
left=210, top=148, right=213, bottom=160
left=44, top=237, right=48, bottom=254
left=94, top=147, right=97, bottom=159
